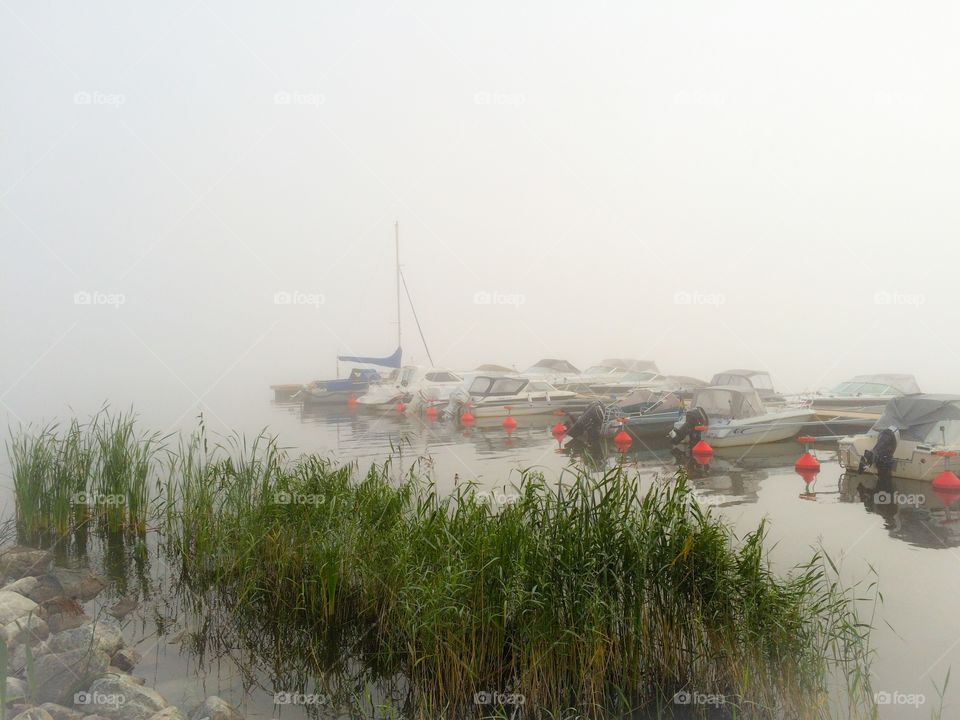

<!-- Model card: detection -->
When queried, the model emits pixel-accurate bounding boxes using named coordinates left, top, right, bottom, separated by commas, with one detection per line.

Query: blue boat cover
left=337, top=347, right=402, bottom=369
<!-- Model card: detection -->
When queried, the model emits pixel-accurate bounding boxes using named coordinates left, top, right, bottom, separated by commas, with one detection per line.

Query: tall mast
left=395, top=221, right=401, bottom=349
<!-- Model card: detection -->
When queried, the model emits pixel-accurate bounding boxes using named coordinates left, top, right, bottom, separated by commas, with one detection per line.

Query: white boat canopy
left=691, top=385, right=766, bottom=420
left=835, top=374, right=921, bottom=395
left=871, top=394, right=960, bottom=443
left=526, top=359, right=580, bottom=374
left=710, top=369, right=775, bottom=392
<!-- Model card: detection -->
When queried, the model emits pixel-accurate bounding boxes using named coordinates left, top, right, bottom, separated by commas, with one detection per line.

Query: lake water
left=3, top=397, right=958, bottom=719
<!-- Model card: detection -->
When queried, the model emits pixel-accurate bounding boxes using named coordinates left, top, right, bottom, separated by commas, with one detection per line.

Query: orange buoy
left=795, top=452, right=820, bottom=474
left=425, top=406, right=439, bottom=420
left=502, top=408, right=518, bottom=433
left=347, top=395, right=358, bottom=409
left=461, top=409, right=475, bottom=425
left=551, top=422, right=567, bottom=439
left=613, top=428, right=632, bottom=452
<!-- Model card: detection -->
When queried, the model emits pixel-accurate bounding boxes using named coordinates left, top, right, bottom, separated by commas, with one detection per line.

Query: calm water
left=4, top=398, right=959, bottom=719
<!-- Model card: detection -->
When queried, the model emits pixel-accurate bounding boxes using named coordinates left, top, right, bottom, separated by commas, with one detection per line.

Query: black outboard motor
left=565, top=401, right=607, bottom=440
left=669, top=407, right=709, bottom=445
left=858, top=428, right=897, bottom=493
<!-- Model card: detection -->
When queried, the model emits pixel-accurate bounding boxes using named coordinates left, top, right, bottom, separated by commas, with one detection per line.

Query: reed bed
left=7, top=409, right=164, bottom=541
left=160, top=429, right=876, bottom=719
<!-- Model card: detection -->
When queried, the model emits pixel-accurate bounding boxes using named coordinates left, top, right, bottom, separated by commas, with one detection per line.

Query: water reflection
left=839, top=472, right=960, bottom=549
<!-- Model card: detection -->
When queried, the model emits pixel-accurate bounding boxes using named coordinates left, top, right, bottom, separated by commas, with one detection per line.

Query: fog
left=4, top=1, right=960, bottom=430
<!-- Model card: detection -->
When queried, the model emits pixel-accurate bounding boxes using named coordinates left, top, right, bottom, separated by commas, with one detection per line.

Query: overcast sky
left=3, top=1, right=960, bottom=428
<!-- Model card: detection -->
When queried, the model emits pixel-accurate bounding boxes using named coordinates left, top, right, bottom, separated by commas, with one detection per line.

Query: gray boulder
left=33, top=647, right=110, bottom=705
left=0, top=591, right=39, bottom=625
left=46, top=619, right=123, bottom=657
left=1, top=614, right=49, bottom=646
left=147, top=709, right=187, bottom=720
left=38, top=704, right=85, bottom=720
left=26, top=576, right=65, bottom=604
left=48, top=569, right=106, bottom=603
left=109, top=647, right=140, bottom=672
left=5, top=676, right=28, bottom=702
left=83, top=676, right=168, bottom=720
left=0, top=547, right=53, bottom=580
left=3, top=576, right=40, bottom=597
left=189, top=696, right=242, bottom=720
left=10, top=708, right=54, bottom=720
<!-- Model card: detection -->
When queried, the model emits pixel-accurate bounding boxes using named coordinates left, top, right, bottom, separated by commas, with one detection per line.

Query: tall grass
left=7, top=409, right=163, bottom=541
left=161, top=438, right=876, bottom=719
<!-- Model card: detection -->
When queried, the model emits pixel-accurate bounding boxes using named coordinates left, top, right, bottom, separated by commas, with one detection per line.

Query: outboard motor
left=858, top=428, right=897, bottom=493
left=669, top=407, right=709, bottom=445
left=565, top=401, right=607, bottom=440
left=441, top=388, right=470, bottom=421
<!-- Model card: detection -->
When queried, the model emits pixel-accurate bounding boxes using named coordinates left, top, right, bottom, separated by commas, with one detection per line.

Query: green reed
left=8, top=409, right=163, bottom=540
left=161, top=442, right=876, bottom=719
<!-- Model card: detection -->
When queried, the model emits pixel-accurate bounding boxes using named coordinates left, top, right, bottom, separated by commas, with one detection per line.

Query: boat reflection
left=839, top=472, right=960, bottom=548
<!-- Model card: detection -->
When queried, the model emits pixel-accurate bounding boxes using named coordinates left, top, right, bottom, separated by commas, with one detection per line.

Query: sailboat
left=300, top=222, right=437, bottom=410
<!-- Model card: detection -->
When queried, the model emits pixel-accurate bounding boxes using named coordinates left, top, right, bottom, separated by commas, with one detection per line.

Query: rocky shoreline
left=0, top=545, right=243, bottom=720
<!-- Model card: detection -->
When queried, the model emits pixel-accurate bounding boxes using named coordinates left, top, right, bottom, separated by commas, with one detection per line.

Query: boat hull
left=838, top=435, right=959, bottom=482
left=699, top=409, right=817, bottom=447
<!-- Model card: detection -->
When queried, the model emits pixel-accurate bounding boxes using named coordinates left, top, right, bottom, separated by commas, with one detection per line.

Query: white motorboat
left=520, top=359, right=582, bottom=387
left=671, top=386, right=815, bottom=447
left=807, top=374, right=921, bottom=415
left=838, top=394, right=960, bottom=482
left=357, top=366, right=463, bottom=411
left=446, top=375, right=590, bottom=420
left=709, top=369, right=784, bottom=404
left=557, top=359, right=659, bottom=392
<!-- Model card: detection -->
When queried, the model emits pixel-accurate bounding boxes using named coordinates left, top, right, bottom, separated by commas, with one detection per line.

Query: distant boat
left=300, top=366, right=391, bottom=406
left=671, top=386, right=815, bottom=447
left=709, top=369, right=784, bottom=404
left=807, top=374, right=921, bottom=415
left=447, top=375, right=590, bottom=420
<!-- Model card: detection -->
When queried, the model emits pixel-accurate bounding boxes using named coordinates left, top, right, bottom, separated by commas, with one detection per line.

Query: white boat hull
left=699, top=409, right=816, bottom=447
left=839, top=435, right=960, bottom=482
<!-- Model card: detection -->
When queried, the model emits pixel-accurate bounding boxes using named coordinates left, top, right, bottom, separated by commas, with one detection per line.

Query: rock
left=10, top=708, right=54, bottom=720
left=39, top=598, right=88, bottom=634
left=3, top=577, right=40, bottom=597
left=109, top=647, right=140, bottom=672
left=84, top=676, right=168, bottom=720
left=9, top=640, right=49, bottom=672
left=33, top=647, right=109, bottom=705
left=6, top=676, right=28, bottom=702
left=146, top=709, right=187, bottom=720
left=0, top=591, right=39, bottom=625
left=105, top=670, right=144, bottom=685
left=81, top=716, right=111, bottom=720
left=38, top=704, right=85, bottom=720
left=46, top=619, right=123, bottom=657
left=189, top=697, right=242, bottom=720
left=48, top=569, right=106, bottom=603
left=1, top=614, right=49, bottom=646
left=0, top=547, right=53, bottom=580
left=26, top=576, right=65, bottom=604
left=105, top=596, right=138, bottom=620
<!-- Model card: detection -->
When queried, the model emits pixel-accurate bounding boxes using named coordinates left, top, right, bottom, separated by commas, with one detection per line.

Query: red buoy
left=933, top=470, right=960, bottom=492
left=395, top=402, right=406, bottom=415
left=425, top=406, right=439, bottom=420
left=797, top=468, right=819, bottom=485
left=551, top=422, right=567, bottom=439
left=347, top=395, right=358, bottom=410
left=795, top=452, right=821, bottom=474
left=613, top=429, right=632, bottom=452
left=502, top=409, right=518, bottom=433
left=461, top=409, right=475, bottom=425
left=691, top=439, right=714, bottom=466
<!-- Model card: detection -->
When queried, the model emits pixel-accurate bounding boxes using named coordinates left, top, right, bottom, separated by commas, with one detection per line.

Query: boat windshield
left=694, top=389, right=764, bottom=419
left=469, top=377, right=528, bottom=396
left=620, top=371, right=660, bottom=383
left=829, top=382, right=898, bottom=397
left=584, top=365, right=617, bottom=375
